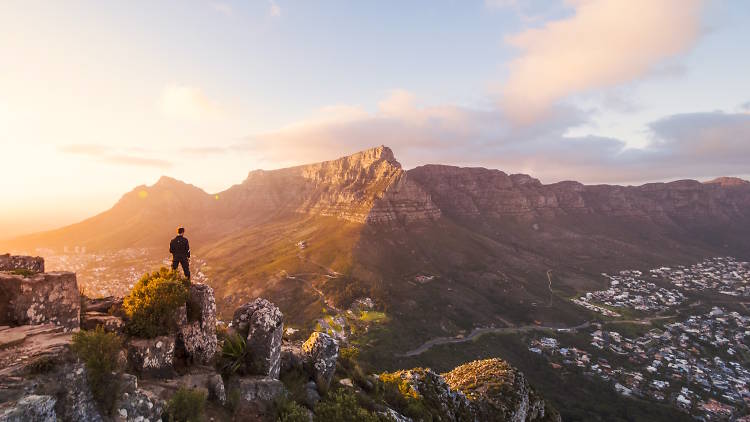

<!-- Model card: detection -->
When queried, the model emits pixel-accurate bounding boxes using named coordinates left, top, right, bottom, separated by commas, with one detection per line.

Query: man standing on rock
left=170, top=227, right=191, bottom=280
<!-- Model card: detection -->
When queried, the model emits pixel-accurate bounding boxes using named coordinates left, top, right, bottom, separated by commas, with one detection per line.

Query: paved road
left=400, top=321, right=591, bottom=357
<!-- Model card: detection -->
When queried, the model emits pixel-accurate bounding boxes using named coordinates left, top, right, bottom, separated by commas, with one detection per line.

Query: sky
left=1, top=0, right=749, bottom=238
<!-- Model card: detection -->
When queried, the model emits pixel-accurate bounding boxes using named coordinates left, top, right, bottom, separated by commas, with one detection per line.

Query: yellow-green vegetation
left=376, top=370, right=442, bottom=421
left=219, top=333, right=249, bottom=376
left=71, top=327, right=123, bottom=415
left=313, top=389, right=390, bottom=422
left=123, top=267, right=189, bottom=338
left=274, top=396, right=310, bottom=422
left=8, top=268, right=36, bottom=277
left=166, top=387, right=206, bottom=422
left=359, top=311, right=387, bottom=323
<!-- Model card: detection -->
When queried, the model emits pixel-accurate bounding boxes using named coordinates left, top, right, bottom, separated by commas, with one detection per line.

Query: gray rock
left=231, top=376, right=286, bottom=402
left=302, top=332, right=338, bottom=392
left=280, top=341, right=304, bottom=374
left=0, top=271, right=80, bottom=330
left=127, top=336, right=175, bottom=377
left=80, top=312, right=124, bottom=333
left=302, top=381, right=321, bottom=409
left=0, top=395, right=56, bottom=422
left=208, top=374, right=226, bottom=405
left=232, top=299, right=283, bottom=378
left=0, top=254, right=44, bottom=273
left=114, top=388, right=165, bottom=422
left=177, top=284, right=217, bottom=365
left=56, top=364, right=103, bottom=422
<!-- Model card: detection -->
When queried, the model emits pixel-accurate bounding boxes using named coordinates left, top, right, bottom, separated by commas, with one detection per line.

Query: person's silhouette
left=169, top=227, right=191, bottom=280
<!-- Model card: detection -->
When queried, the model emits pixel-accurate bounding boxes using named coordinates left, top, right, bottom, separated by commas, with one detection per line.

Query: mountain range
left=4, top=146, right=750, bottom=349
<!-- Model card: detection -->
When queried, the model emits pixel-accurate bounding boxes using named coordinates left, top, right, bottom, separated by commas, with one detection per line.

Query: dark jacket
left=170, top=235, right=190, bottom=258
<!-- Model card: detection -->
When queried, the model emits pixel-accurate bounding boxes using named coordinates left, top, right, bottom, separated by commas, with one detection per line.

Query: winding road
left=399, top=321, right=591, bottom=357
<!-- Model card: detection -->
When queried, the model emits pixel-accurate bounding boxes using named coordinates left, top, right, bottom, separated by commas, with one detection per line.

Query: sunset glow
left=1, top=0, right=749, bottom=238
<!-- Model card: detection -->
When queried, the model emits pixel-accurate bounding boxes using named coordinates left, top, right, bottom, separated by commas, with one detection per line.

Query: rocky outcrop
left=227, top=377, right=287, bottom=417
left=177, top=283, right=218, bottom=364
left=0, top=395, right=56, bottom=422
left=232, top=298, right=283, bottom=378
left=384, top=368, right=473, bottom=421
left=443, top=359, right=559, bottom=422
left=0, top=259, right=79, bottom=331
left=127, top=336, right=176, bottom=377
left=0, top=254, right=44, bottom=273
left=302, top=332, right=339, bottom=392
left=383, top=359, right=559, bottom=422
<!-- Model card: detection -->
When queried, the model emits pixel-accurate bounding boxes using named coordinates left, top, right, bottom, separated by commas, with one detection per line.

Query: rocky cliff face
left=408, top=164, right=750, bottom=224
left=222, top=146, right=441, bottom=224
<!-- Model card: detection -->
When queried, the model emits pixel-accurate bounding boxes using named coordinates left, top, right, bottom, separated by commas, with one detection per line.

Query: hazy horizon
left=2, top=0, right=750, bottom=238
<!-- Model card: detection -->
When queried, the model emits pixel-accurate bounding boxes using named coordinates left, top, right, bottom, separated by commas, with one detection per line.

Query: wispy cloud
left=235, top=90, right=750, bottom=184
left=210, top=2, right=233, bottom=17
left=501, top=0, right=706, bottom=123
left=61, top=144, right=172, bottom=168
left=158, top=83, right=224, bottom=120
left=269, top=0, right=281, bottom=17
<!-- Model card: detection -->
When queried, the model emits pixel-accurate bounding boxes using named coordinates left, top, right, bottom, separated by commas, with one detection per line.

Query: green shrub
left=71, top=327, right=123, bottom=414
left=275, top=396, right=310, bottom=422
left=219, top=333, right=248, bottom=376
left=166, top=387, right=206, bottom=422
left=314, top=389, right=390, bottom=422
left=123, top=267, right=189, bottom=338
left=9, top=268, right=35, bottom=277
left=27, top=355, right=57, bottom=374
left=377, top=373, right=435, bottom=421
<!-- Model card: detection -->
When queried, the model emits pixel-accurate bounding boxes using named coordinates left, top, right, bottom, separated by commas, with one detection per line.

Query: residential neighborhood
left=542, top=256, right=750, bottom=420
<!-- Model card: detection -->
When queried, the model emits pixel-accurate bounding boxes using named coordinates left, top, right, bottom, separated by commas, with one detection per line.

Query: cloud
left=502, top=0, right=706, bottom=123
left=158, top=83, right=223, bottom=120
left=210, top=2, right=233, bottom=16
left=236, top=90, right=750, bottom=184
left=269, top=0, right=281, bottom=17
left=61, top=144, right=172, bottom=168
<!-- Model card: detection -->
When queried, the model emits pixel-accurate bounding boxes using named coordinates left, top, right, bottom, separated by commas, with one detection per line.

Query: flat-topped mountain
left=3, top=146, right=750, bottom=349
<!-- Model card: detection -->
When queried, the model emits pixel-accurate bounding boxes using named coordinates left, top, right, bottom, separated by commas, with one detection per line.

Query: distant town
left=37, top=247, right=208, bottom=297
left=532, top=257, right=750, bottom=420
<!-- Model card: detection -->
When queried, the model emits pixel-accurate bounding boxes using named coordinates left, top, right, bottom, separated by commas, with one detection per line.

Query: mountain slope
left=3, top=146, right=750, bottom=342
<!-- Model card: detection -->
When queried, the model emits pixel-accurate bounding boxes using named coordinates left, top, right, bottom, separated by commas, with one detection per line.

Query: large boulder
left=383, top=368, right=473, bottom=422
left=443, top=358, right=559, bottom=422
left=280, top=341, right=304, bottom=374
left=232, top=299, right=283, bottom=378
left=80, top=312, right=124, bottom=333
left=127, top=336, right=176, bottom=377
left=302, top=332, right=339, bottom=392
left=177, top=283, right=217, bottom=364
left=228, top=376, right=286, bottom=417
left=0, top=254, right=44, bottom=273
left=0, top=395, right=56, bottom=422
left=0, top=271, right=80, bottom=330
left=56, top=364, right=103, bottom=422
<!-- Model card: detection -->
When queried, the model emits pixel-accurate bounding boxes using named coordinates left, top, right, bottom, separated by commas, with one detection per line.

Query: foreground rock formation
left=232, top=298, right=284, bottom=378
left=0, top=255, right=79, bottom=331
left=1, top=254, right=560, bottom=421
left=383, top=359, right=560, bottom=422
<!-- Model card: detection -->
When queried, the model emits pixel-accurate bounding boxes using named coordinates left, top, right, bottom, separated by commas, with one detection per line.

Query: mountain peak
left=704, top=176, right=750, bottom=187
left=336, top=145, right=400, bottom=169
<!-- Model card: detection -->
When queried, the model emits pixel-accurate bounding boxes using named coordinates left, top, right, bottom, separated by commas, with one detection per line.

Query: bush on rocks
left=166, top=387, right=206, bottom=422
left=314, top=388, right=390, bottom=422
left=123, top=268, right=189, bottom=338
left=71, top=326, right=123, bottom=415
left=219, top=333, right=249, bottom=376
